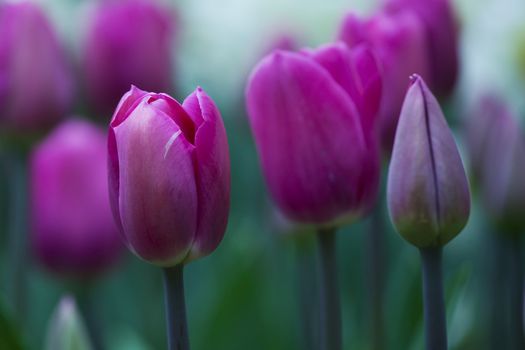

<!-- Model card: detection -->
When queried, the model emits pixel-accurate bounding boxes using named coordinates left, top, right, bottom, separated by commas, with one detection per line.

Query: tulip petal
left=308, top=42, right=381, bottom=133
left=182, top=87, right=230, bottom=260
left=339, top=11, right=429, bottom=152
left=246, top=51, right=370, bottom=224
left=113, top=100, right=198, bottom=265
left=387, top=75, right=469, bottom=247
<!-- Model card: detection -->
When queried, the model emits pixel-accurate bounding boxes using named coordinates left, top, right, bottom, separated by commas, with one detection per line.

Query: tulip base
left=162, top=265, right=190, bottom=350
left=317, top=228, right=342, bottom=350
left=420, top=247, right=447, bottom=350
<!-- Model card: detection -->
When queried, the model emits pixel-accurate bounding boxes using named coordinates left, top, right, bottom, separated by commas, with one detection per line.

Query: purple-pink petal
left=246, top=50, right=370, bottom=224
left=113, top=100, right=198, bottom=265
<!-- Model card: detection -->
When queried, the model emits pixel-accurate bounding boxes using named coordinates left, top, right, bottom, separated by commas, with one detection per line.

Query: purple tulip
left=108, top=86, right=230, bottom=266
left=84, top=0, right=175, bottom=115
left=31, top=120, right=122, bottom=279
left=464, top=94, right=506, bottom=183
left=0, top=2, right=73, bottom=131
left=246, top=43, right=381, bottom=226
left=387, top=75, right=470, bottom=248
left=385, top=0, right=459, bottom=97
left=338, top=11, right=430, bottom=153
left=471, top=96, right=525, bottom=233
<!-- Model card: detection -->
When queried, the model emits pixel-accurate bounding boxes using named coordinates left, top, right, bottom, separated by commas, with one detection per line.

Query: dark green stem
left=420, top=247, right=447, bottom=350
left=366, top=207, right=385, bottom=350
left=508, top=237, right=525, bottom=350
left=295, top=237, right=318, bottom=350
left=317, top=228, right=342, bottom=350
left=76, top=286, right=105, bottom=350
left=6, top=155, right=28, bottom=320
left=163, top=265, right=190, bottom=350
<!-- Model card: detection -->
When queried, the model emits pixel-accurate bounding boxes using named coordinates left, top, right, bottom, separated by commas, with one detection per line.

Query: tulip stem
left=162, top=265, right=190, bottom=350
left=6, top=154, right=28, bottom=321
left=317, top=227, right=342, bottom=350
left=508, top=237, right=525, bottom=349
left=420, top=247, right=447, bottom=350
left=295, top=236, right=319, bottom=350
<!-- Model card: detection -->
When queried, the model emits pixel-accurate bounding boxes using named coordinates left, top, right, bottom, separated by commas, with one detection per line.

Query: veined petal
left=113, top=100, right=197, bottom=265
left=246, top=50, right=370, bottom=224
left=387, top=75, right=469, bottom=247
left=182, top=87, right=230, bottom=260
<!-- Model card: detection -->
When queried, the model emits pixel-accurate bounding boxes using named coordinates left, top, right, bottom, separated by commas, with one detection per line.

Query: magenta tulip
left=31, top=120, right=122, bottom=279
left=387, top=75, right=470, bottom=248
left=338, top=11, right=429, bottom=153
left=246, top=42, right=381, bottom=226
left=0, top=2, right=73, bottom=131
left=84, top=0, right=175, bottom=115
left=108, top=86, right=230, bottom=266
left=385, top=0, right=459, bottom=97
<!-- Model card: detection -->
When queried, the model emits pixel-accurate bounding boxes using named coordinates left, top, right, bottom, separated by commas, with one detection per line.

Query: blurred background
left=1, top=0, right=525, bottom=349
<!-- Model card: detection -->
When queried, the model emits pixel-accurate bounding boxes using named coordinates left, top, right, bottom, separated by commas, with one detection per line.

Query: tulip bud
left=246, top=43, right=381, bottom=226
left=338, top=11, right=430, bottom=153
left=387, top=75, right=470, bottom=248
left=108, top=86, right=230, bottom=266
left=384, top=0, right=459, bottom=97
left=84, top=0, right=175, bottom=115
left=0, top=2, right=73, bottom=132
left=31, top=120, right=122, bottom=279
left=45, top=296, right=92, bottom=350
left=477, top=99, right=525, bottom=233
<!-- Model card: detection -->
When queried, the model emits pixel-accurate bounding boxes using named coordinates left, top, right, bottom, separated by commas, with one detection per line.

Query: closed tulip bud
left=387, top=75, right=470, bottom=248
left=0, top=2, right=73, bottom=132
left=108, top=86, right=230, bottom=266
left=31, top=120, right=122, bottom=279
left=385, top=0, right=459, bottom=97
left=478, top=100, right=525, bottom=233
left=246, top=43, right=381, bottom=226
left=45, top=296, right=92, bottom=350
left=338, top=11, right=430, bottom=153
left=84, top=0, right=175, bottom=115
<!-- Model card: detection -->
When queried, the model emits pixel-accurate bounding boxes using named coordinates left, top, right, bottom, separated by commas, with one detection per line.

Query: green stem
left=295, top=237, right=319, bottom=350
left=163, top=265, right=190, bottom=350
left=317, top=228, right=342, bottom=350
left=6, top=154, right=28, bottom=320
left=366, top=207, right=385, bottom=350
left=419, top=247, right=447, bottom=350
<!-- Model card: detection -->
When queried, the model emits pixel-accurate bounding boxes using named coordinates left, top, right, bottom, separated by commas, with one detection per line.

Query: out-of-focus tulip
left=0, top=2, right=73, bottom=132
left=246, top=43, right=381, bottom=226
left=108, top=86, right=230, bottom=266
left=464, top=94, right=506, bottom=183
left=45, top=296, right=92, bottom=350
left=84, top=0, right=175, bottom=115
left=387, top=75, right=470, bottom=248
left=31, top=120, right=122, bottom=279
left=475, top=98, right=525, bottom=233
left=338, top=11, right=429, bottom=153
left=385, top=0, right=459, bottom=97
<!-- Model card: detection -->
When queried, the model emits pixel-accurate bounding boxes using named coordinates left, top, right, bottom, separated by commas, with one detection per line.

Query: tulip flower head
left=477, top=100, right=525, bottom=234
left=387, top=75, right=470, bottom=248
left=338, top=11, right=430, bottom=153
left=246, top=43, right=381, bottom=226
left=108, top=86, right=230, bottom=266
left=31, top=120, right=122, bottom=279
left=0, top=2, right=73, bottom=131
left=84, top=0, right=175, bottom=115
left=385, top=0, right=459, bottom=97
